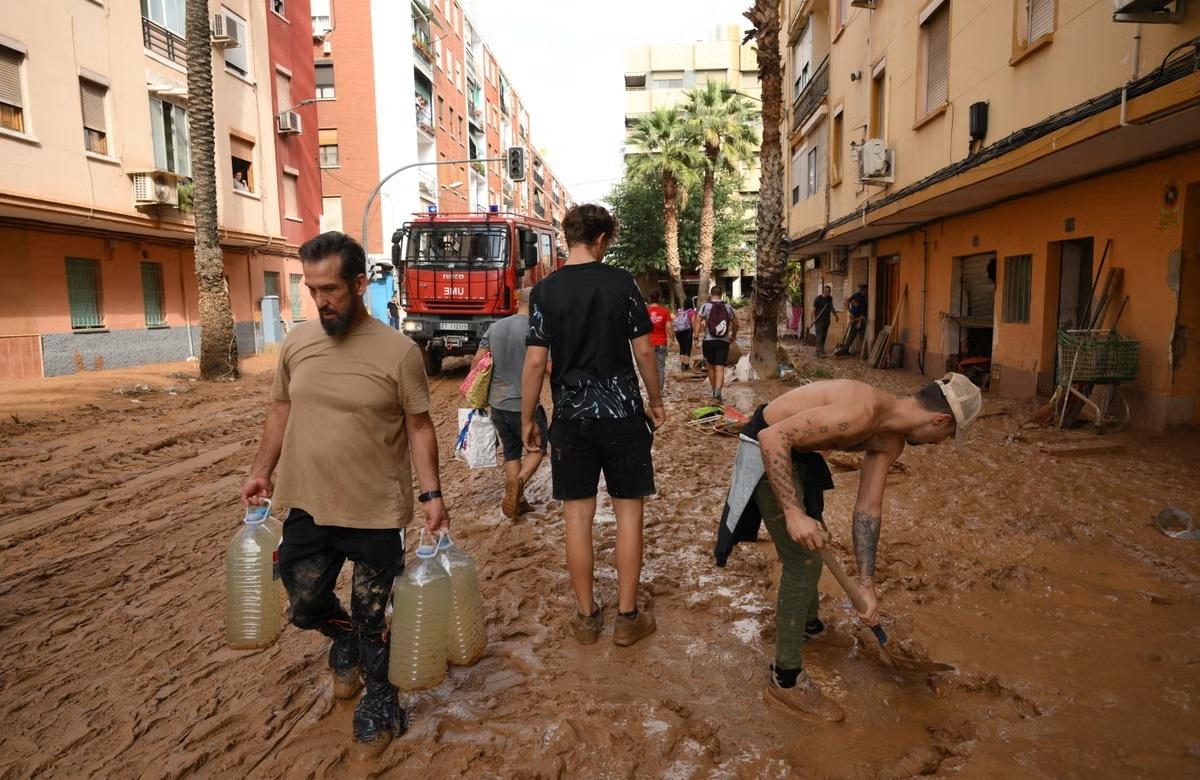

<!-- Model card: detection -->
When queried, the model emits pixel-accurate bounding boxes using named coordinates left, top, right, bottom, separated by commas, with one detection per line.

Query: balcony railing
left=415, top=99, right=434, bottom=136
left=533, top=202, right=546, bottom=218
left=412, top=34, right=434, bottom=66
left=142, top=17, right=185, bottom=66
left=533, top=169, right=545, bottom=187
left=418, top=170, right=437, bottom=201
left=792, top=55, right=829, bottom=133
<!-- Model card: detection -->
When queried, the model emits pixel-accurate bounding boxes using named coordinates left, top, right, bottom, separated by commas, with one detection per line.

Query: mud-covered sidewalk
left=1, top=348, right=1197, bottom=778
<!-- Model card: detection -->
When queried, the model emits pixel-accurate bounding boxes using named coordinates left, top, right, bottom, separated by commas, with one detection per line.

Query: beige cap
left=935, top=372, right=983, bottom=446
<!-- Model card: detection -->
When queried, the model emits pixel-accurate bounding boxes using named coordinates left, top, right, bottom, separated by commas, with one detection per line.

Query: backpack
left=673, top=309, right=692, bottom=332
left=704, top=302, right=733, bottom=339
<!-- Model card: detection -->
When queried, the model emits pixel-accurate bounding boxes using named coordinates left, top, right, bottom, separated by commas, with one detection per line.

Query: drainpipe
left=1121, top=24, right=1142, bottom=127
left=919, top=227, right=929, bottom=374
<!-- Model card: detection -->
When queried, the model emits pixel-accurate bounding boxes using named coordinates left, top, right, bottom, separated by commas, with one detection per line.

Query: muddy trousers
left=753, top=473, right=823, bottom=671
left=278, top=509, right=406, bottom=688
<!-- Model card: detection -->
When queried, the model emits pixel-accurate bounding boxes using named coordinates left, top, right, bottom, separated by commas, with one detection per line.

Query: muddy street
left=0, top=353, right=1197, bottom=779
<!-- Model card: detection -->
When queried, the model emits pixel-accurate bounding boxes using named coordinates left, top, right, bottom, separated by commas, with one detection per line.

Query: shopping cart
left=1055, top=329, right=1139, bottom=431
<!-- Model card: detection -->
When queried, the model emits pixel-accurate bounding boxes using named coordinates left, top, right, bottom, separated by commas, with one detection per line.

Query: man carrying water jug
left=241, top=232, right=449, bottom=749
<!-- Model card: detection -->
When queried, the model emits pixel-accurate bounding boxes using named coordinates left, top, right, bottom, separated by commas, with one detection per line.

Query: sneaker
left=517, top=499, right=535, bottom=516
left=329, top=633, right=362, bottom=700
left=763, top=674, right=845, bottom=722
left=570, top=606, right=603, bottom=645
left=353, top=683, right=409, bottom=746
left=501, top=473, right=521, bottom=519
left=803, top=618, right=825, bottom=642
left=613, top=609, right=656, bottom=647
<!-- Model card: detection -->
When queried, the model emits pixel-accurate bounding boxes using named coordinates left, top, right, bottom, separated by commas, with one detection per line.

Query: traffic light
left=506, top=147, right=526, bottom=182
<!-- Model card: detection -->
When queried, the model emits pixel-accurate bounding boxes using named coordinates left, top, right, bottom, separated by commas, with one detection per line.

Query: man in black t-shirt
left=522, top=204, right=664, bottom=649
left=812, top=284, right=838, bottom=357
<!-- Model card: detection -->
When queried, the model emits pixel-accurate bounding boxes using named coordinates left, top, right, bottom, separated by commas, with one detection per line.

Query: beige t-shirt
left=270, top=317, right=431, bottom=529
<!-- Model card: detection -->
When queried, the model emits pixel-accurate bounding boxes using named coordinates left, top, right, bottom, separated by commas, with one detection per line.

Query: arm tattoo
left=764, top=428, right=808, bottom=514
left=852, top=510, right=881, bottom=579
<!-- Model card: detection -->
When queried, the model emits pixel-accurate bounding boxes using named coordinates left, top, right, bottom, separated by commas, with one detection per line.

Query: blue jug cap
left=244, top=505, right=270, bottom=523
left=436, top=533, right=453, bottom=551
left=415, top=544, right=438, bottom=559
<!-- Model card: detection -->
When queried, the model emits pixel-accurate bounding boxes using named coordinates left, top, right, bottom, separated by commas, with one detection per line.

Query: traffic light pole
left=359, top=156, right=508, bottom=255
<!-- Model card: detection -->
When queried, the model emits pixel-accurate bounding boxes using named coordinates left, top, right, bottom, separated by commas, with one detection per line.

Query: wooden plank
left=1038, top=441, right=1125, bottom=457
left=0, top=335, right=43, bottom=381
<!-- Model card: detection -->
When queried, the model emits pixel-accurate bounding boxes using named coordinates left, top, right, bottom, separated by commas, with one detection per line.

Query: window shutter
left=150, top=98, right=168, bottom=170
left=80, top=80, right=106, bottom=132
left=0, top=47, right=23, bottom=108
left=924, top=5, right=950, bottom=112
left=283, top=173, right=299, bottom=218
left=171, top=104, right=191, bottom=176
left=318, top=128, right=337, bottom=146
left=66, top=258, right=103, bottom=329
left=275, top=72, right=292, bottom=111
left=315, top=63, right=334, bottom=89
left=1028, top=0, right=1054, bottom=41
left=141, top=262, right=165, bottom=326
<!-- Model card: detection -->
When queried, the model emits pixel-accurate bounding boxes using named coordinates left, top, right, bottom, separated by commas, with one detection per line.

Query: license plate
left=440, top=322, right=469, bottom=331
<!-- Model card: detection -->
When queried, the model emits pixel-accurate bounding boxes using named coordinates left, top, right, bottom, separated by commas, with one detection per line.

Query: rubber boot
left=353, top=631, right=408, bottom=746
left=318, top=615, right=362, bottom=700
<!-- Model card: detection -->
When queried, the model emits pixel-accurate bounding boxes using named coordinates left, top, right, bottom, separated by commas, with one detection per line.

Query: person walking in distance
left=470, top=288, right=548, bottom=519
left=697, top=286, right=738, bottom=401
left=673, top=298, right=696, bottom=372
left=521, top=204, right=665, bottom=647
left=812, top=284, right=838, bottom=358
left=841, top=284, right=868, bottom=355
left=240, top=232, right=449, bottom=748
left=646, top=289, right=672, bottom=395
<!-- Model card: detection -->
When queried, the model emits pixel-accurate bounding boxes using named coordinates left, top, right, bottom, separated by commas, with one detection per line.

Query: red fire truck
left=393, top=209, right=560, bottom=374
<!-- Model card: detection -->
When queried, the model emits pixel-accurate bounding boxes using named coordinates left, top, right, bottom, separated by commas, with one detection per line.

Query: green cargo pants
left=753, top=461, right=823, bottom=670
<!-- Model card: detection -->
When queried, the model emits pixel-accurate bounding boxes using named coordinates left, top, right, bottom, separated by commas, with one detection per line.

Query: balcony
left=412, top=33, right=434, bottom=68
left=533, top=201, right=546, bottom=218
left=416, top=102, right=434, bottom=138
left=792, top=55, right=828, bottom=134
left=533, top=168, right=545, bottom=187
left=142, top=17, right=185, bottom=66
left=418, top=171, right=437, bottom=202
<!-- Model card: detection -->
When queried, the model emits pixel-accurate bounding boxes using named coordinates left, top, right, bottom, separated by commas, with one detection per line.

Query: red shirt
left=647, top=304, right=671, bottom=347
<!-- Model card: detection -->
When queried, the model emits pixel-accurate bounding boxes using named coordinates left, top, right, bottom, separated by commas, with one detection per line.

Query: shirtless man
left=718, top=374, right=981, bottom=721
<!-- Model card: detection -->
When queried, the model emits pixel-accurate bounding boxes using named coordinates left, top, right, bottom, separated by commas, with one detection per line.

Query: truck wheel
left=423, top=347, right=443, bottom=376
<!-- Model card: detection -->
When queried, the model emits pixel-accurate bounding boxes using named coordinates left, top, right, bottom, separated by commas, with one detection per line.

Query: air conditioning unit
left=857, top=138, right=895, bottom=184
left=1112, top=0, right=1185, bottom=22
left=828, top=250, right=849, bottom=275
left=851, top=0, right=878, bottom=7
left=211, top=15, right=240, bottom=48
left=131, top=172, right=179, bottom=209
left=277, top=110, right=302, bottom=135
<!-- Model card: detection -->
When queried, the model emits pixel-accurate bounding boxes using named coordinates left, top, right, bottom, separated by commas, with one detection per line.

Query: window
left=271, top=0, right=285, bottom=16
left=920, top=1, right=950, bottom=116
left=837, top=0, right=851, bottom=30
left=221, top=8, right=250, bottom=77
left=264, top=271, right=280, bottom=298
left=311, top=0, right=331, bottom=33
left=1027, top=0, right=1054, bottom=42
left=230, top=135, right=254, bottom=192
left=141, top=0, right=185, bottom=36
left=0, top=45, right=25, bottom=134
left=318, top=128, right=339, bottom=166
left=869, top=65, right=886, bottom=139
left=790, top=146, right=802, bottom=205
left=652, top=79, right=684, bottom=89
left=141, top=262, right=166, bottom=326
left=275, top=70, right=291, bottom=112
left=150, top=97, right=191, bottom=175
left=283, top=170, right=299, bottom=219
left=806, top=147, right=818, bottom=196
left=79, top=79, right=108, bottom=154
left=624, top=73, right=646, bottom=90
left=315, top=62, right=334, bottom=99
left=289, top=274, right=303, bottom=319
left=66, top=258, right=103, bottom=329
left=792, top=23, right=813, bottom=100
left=322, top=196, right=343, bottom=232
left=1003, top=254, right=1032, bottom=323
left=831, top=109, right=843, bottom=183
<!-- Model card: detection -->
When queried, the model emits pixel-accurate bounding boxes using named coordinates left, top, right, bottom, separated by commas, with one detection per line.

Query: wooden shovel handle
left=818, top=543, right=890, bottom=646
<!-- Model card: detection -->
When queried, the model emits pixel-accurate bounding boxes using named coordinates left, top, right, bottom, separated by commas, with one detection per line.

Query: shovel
left=817, top=544, right=955, bottom=674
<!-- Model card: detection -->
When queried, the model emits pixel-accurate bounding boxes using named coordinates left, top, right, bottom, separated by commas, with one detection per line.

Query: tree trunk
left=696, top=148, right=717, bottom=300
left=746, top=1, right=785, bottom=380
left=662, top=174, right=686, bottom=306
left=187, top=0, right=239, bottom=380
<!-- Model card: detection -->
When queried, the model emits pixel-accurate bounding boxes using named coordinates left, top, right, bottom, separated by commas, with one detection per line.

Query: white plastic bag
left=454, top=408, right=498, bottom=469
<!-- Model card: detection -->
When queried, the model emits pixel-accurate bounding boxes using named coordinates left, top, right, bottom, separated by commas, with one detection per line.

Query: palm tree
left=745, top=0, right=786, bottom=379
left=683, top=81, right=758, bottom=299
left=626, top=108, right=703, bottom=307
left=186, top=0, right=239, bottom=379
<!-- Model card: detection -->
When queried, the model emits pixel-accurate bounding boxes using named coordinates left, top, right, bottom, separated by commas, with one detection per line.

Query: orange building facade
left=781, top=0, right=1200, bottom=429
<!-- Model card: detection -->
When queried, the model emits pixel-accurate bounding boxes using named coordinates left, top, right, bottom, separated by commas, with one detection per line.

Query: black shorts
left=549, top=415, right=656, bottom=501
left=675, top=329, right=693, bottom=357
left=702, top=339, right=730, bottom=367
left=491, top=406, right=548, bottom=462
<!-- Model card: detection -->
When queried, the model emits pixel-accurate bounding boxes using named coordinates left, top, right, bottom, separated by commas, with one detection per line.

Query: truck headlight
left=402, top=320, right=423, bottom=333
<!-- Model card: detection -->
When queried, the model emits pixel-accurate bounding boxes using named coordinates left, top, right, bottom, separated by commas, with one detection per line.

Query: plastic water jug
left=436, top=534, right=487, bottom=666
left=388, top=532, right=451, bottom=691
left=225, top=501, right=282, bottom=649
left=259, top=500, right=287, bottom=607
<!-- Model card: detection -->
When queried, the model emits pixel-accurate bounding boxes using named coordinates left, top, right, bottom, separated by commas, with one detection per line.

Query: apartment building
left=624, top=24, right=762, bottom=299
left=310, top=0, right=572, bottom=265
left=781, top=0, right=1200, bottom=428
left=0, top=0, right=322, bottom=381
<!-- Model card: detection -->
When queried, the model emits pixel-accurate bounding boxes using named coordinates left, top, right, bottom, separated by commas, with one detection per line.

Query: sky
left=469, top=0, right=754, bottom=204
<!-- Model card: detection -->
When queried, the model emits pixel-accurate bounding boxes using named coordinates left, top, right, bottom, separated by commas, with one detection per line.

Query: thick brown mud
left=0, top=346, right=1197, bottom=778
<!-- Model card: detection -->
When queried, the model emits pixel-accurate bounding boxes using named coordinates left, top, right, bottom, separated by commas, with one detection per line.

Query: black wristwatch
left=418, top=490, right=443, bottom=504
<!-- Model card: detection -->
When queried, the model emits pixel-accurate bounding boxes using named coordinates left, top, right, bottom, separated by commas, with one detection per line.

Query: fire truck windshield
left=406, top=225, right=508, bottom=267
